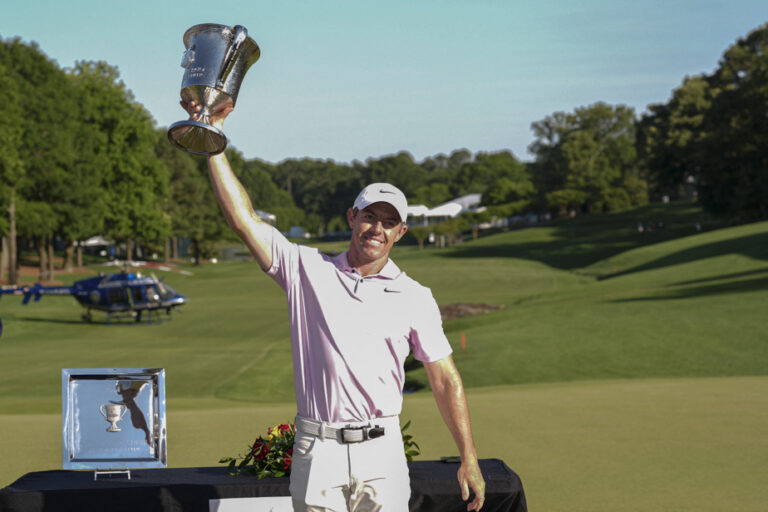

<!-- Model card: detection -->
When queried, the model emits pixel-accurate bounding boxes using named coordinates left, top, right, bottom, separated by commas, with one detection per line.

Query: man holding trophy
left=173, top=23, right=485, bottom=511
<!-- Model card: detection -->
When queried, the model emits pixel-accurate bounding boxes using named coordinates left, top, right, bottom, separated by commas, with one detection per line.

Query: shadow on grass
left=671, top=267, right=768, bottom=286
left=600, top=232, right=768, bottom=281
left=610, top=275, right=768, bottom=302
left=16, top=316, right=160, bottom=326
left=440, top=202, right=712, bottom=270
left=16, top=317, right=86, bottom=325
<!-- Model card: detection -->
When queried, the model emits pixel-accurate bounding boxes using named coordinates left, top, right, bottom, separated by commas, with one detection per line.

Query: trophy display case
left=62, top=368, right=166, bottom=475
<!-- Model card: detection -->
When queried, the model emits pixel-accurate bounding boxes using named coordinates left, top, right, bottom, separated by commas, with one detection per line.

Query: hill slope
left=0, top=203, right=765, bottom=411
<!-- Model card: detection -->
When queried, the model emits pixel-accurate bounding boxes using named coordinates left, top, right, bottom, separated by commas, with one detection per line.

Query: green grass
left=1, top=201, right=767, bottom=509
left=2, top=377, right=766, bottom=511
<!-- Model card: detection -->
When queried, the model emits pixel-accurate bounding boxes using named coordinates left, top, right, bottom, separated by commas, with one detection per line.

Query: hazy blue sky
left=1, top=1, right=765, bottom=163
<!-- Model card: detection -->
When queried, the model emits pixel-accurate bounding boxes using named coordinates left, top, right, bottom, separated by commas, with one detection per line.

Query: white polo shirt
left=267, top=229, right=453, bottom=423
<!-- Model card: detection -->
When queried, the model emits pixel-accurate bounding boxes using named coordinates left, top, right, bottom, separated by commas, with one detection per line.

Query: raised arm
left=207, top=151, right=274, bottom=270
left=425, top=355, right=486, bottom=511
left=184, top=101, right=274, bottom=271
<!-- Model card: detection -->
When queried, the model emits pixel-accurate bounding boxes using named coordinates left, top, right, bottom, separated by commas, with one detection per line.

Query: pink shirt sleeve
left=265, top=228, right=299, bottom=291
left=408, top=286, right=453, bottom=363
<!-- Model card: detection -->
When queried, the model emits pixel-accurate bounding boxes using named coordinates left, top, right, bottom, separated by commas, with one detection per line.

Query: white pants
left=289, top=415, right=410, bottom=511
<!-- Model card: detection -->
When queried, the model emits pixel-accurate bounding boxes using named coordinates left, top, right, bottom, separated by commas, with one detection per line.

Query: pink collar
left=333, top=251, right=401, bottom=279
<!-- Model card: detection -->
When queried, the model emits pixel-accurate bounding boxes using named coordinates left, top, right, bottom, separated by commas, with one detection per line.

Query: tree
left=154, top=129, right=225, bottom=263
left=362, top=152, right=428, bottom=199
left=528, top=111, right=572, bottom=195
left=636, top=75, right=712, bottom=200
left=70, top=61, right=169, bottom=258
left=546, top=189, right=588, bottom=217
left=16, top=200, right=56, bottom=280
left=1, top=38, right=78, bottom=280
left=530, top=103, right=640, bottom=213
left=411, top=182, right=451, bottom=207
left=408, top=225, right=431, bottom=249
left=433, top=218, right=467, bottom=247
left=697, top=23, right=768, bottom=219
left=0, top=57, right=24, bottom=283
left=452, top=151, right=527, bottom=199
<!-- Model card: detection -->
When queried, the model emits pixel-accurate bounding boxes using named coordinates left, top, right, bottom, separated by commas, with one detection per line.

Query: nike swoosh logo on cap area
left=384, top=288, right=401, bottom=293
left=379, top=189, right=395, bottom=194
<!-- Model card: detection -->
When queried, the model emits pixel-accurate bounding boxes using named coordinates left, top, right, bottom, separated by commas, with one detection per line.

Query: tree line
left=1, top=22, right=766, bottom=283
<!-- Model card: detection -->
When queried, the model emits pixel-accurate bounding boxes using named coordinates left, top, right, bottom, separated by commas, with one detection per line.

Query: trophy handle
left=119, top=405, right=128, bottom=419
left=216, top=25, right=248, bottom=88
left=99, top=404, right=107, bottom=418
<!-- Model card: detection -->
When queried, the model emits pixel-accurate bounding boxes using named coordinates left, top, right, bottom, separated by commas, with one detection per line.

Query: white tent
left=425, top=202, right=463, bottom=218
left=406, top=205, right=430, bottom=218
left=81, top=235, right=112, bottom=247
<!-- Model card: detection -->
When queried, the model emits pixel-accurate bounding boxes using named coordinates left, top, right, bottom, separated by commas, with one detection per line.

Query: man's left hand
left=458, top=458, right=486, bottom=511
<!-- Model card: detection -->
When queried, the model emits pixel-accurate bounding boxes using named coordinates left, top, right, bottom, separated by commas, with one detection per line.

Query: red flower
left=250, top=437, right=270, bottom=461
left=223, top=422, right=297, bottom=478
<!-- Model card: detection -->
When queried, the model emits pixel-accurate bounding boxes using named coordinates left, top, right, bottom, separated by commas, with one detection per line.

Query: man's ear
left=394, top=224, right=408, bottom=242
left=346, top=208, right=356, bottom=229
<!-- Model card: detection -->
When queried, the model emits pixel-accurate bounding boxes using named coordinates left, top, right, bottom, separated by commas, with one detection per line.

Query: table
left=0, top=459, right=526, bottom=512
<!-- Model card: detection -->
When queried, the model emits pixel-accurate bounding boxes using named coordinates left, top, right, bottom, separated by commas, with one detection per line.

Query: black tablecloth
left=0, top=459, right=526, bottom=512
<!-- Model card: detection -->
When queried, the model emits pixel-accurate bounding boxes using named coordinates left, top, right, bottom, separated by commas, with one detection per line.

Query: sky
left=1, top=0, right=766, bottom=164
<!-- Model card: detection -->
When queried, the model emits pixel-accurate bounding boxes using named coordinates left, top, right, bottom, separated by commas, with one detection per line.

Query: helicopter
left=0, top=270, right=187, bottom=324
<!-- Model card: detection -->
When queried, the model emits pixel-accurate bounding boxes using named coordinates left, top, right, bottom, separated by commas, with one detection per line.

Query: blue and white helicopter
left=0, top=271, right=187, bottom=324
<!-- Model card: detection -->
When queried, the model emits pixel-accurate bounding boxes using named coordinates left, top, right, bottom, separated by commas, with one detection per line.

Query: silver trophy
left=100, top=403, right=127, bottom=432
left=168, top=23, right=261, bottom=156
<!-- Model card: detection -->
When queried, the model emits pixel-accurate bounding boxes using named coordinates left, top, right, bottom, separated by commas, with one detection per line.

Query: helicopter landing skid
left=104, top=309, right=166, bottom=326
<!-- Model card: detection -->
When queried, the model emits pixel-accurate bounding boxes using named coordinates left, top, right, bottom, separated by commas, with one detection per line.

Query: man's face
left=347, top=202, right=408, bottom=265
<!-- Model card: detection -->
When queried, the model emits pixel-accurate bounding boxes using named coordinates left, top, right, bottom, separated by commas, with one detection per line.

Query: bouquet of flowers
left=220, top=423, right=296, bottom=479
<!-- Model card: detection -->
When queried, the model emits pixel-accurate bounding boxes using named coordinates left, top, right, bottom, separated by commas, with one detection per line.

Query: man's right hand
left=180, top=100, right=234, bottom=130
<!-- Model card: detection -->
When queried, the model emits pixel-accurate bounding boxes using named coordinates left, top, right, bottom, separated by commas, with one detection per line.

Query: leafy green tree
left=242, top=157, right=306, bottom=232
left=407, top=225, right=431, bottom=249
left=1, top=38, right=79, bottom=279
left=528, top=111, right=572, bottom=194
left=70, top=61, right=169, bottom=258
left=621, top=174, right=649, bottom=207
left=448, top=151, right=533, bottom=210
left=325, top=215, right=348, bottom=233
left=530, top=103, right=640, bottom=213
left=486, top=200, right=532, bottom=219
left=546, top=189, right=588, bottom=217
left=0, top=57, right=24, bottom=283
left=697, top=23, right=768, bottom=219
left=485, top=176, right=535, bottom=206
left=16, top=200, right=56, bottom=280
left=636, top=75, right=712, bottom=200
left=268, top=157, right=361, bottom=232
left=362, top=151, right=427, bottom=199
left=411, top=182, right=451, bottom=207
left=448, top=149, right=472, bottom=168
left=433, top=217, right=467, bottom=247
left=154, top=129, right=225, bottom=263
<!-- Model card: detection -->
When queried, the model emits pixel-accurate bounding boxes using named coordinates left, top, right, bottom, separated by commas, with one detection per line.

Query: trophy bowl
left=168, top=23, right=260, bottom=156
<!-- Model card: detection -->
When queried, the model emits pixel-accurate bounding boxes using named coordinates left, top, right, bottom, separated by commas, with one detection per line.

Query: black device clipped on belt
left=339, top=425, right=385, bottom=443
left=366, top=426, right=385, bottom=439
